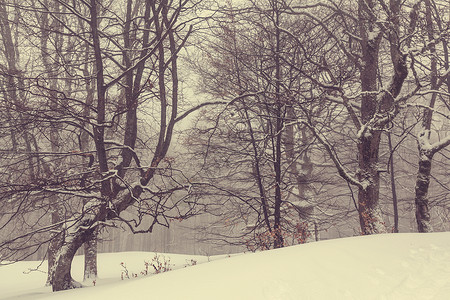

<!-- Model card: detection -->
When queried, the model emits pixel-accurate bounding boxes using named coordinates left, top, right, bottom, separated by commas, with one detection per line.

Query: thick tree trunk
left=414, top=149, right=433, bottom=232
left=356, top=0, right=386, bottom=235
left=358, top=54, right=386, bottom=234
left=52, top=228, right=93, bottom=291
left=357, top=132, right=386, bottom=234
left=353, top=0, right=412, bottom=235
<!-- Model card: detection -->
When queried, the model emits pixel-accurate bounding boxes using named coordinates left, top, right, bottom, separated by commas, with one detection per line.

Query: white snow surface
left=2, top=232, right=450, bottom=300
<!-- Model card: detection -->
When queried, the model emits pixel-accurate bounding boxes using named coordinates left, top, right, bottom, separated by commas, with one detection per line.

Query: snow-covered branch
left=301, top=121, right=365, bottom=190
left=417, top=130, right=450, bottom=155
left=431, top=135, right=450, bottom=154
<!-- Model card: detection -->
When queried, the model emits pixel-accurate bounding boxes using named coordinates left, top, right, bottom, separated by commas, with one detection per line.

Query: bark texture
left=415, top=150, right=433, bottom=232
left=357, top=0, right=386, bottom=234
left=83, top=231, right=98, bottom=281
left=355, top=0, right=408, bottom=234
left=52, top=228, right=94, bottom=291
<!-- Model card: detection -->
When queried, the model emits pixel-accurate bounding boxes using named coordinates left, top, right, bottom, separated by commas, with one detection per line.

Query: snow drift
left=2, top=232, right=450, bottom=299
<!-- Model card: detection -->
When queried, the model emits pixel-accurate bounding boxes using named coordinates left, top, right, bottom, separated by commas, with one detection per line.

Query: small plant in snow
left=120, top=254, right=174, bottom=280
left=120, top=262, right=130, bottom=280
left=150, top=254, right=173, bottom=274
left=185, top=258, right=197, bottom=267
left=140, top=261, right=149, bottom=276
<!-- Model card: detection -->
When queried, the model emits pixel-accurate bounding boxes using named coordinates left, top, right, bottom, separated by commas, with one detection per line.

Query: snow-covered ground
left=2, top=232, right=450, bottom=299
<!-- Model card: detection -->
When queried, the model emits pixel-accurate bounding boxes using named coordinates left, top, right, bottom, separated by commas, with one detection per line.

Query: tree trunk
left=52, top=229, right=94, bottom=291
left=355, top=0, right=393, bottom=234
left=357, top=41, right=386, bottom=234
left=46, top=200, right=63, bottom=285
left=244, top=106, right=272, bottom=234
left=357, top=0, right=384, bottom=234
left=413, top=0, right=437, bottom=233
left=273, top=1, right=284, bottom=249
left=83, top=231, right=98, bottom=282
left=81, top=40, right=97, bottom=282
left=286, top=107, right=314, bottom=239
left=388, top=133, right=399, bottom=233
left=357, top=132, right=385, bottom=234
left=415, top=149, right=433, bottom=232
left=36, top=0, right=67, bottom=284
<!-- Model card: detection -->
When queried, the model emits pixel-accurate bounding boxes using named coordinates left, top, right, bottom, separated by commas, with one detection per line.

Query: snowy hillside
left=2, top=233, right=450, bottom=300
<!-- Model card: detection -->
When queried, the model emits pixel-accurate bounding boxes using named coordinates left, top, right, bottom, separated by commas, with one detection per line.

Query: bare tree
left=411, top=0, right=450, bottom=232
left=185, top=0, right=337, bottom=250
left=0, top=0, right=207, bottom=291
left=284, top=0, right=433, bottom=234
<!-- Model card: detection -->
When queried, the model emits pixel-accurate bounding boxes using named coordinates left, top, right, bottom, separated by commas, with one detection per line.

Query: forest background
left=0, top=0, right=449, bottom=292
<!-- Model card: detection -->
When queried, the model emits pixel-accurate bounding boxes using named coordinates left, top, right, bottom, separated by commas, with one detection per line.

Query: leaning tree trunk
left=414, top=134, right=450, bottom=232
left=52, top=228, right=95, bottom=291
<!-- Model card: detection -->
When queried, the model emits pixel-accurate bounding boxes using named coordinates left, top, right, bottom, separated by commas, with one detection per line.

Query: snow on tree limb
left=430, top=134, right=450, bottom=154
left=417, top=129, right=450, bottom=156
left=301, top=121, right=366, bottom=190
